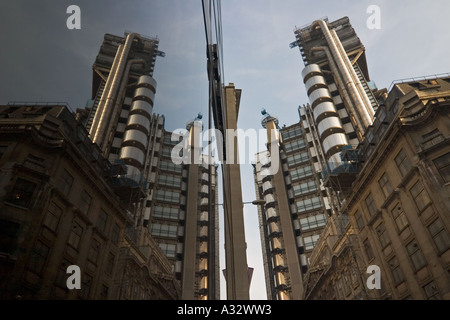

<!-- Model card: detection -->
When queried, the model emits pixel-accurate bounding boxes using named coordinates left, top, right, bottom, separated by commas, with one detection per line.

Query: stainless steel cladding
left=119, top=75, right=157, bottom=180
left=303, top=63, right=349, bottom=161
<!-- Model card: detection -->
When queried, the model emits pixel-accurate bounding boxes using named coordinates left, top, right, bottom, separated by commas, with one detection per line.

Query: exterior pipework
left=311, top=20, right=372, bottom=129
left=101, top=59, right=146, bottom=153
left=89, top=45, right=124, bottom=139
left=330, top=29, right=375, bottom=121
left=303, top=64, right=349, bottom=164
left=93, top=33, right=141, bottom=147
left=310, top=47, right=365, bottom=141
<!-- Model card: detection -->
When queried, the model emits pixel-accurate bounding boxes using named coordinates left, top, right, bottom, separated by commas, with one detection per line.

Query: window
left=395, top=149, right=412, bottom=177
left=159, top=160, right=182, bottom=173
left=100, top=285, right=109, bottom=300
left=292, top=180, right=318, bottom=197
left=354, top=210, right=365, bottom=231
left=159, top=243, right=176, bottom=258
left=303, top=234, right=320, bottom=251
left=287, top=151, right=309, bottom=167
left=365, top=193, right=378, bottom=216
left=96, top=210, right=108, bottom=233
left=157, top=174, right=182, bottom=188
left=299, top=214, right=326, bottom=231
left=375, top=222, right=390, bottom=249
left=406, top=241, right=427, bottom=271
left=7, top=178, right=37, bottom=208
left=433, top=153, right=450, bottom=183
left=378, top=173, right=393, bottom=198
left=0, top=219, right=20, bottom=254
left=79, top=191, right=92, bottom=214
left=28, top=241, right=50, bottom=275
left=153, top=206, right=179, bottom=220
left=88, top=239, right=101, bottom=264
left=79, top=274, right=92, bottom=299
left=296, top=197, right=322, bottom=213
left=155, top=189, right=180, bottom=204
left=388, top=256, right=405, bottom=286
left=281, top=126, right=302, bottom=140
left=0, top=145, right=7, bottom=158
left=391, top=204, right=409, bottom=231
left=111, top=223, right=120, bottom=245
left=150, top=224, right=178, bottom=238
left=284, top=139, right=306, bottom=153
left=59, top=169, right=74, bottom=196
left=290, top=165, right=314, bottom=181
left=410, top=180, right=431, bottom=211
left=43, top=202, right=63, bottom=232
left=106, top=252, right=115, bottom=275
left=364, top=239, right=374, bottom=261
left=427, top=218, right=450, bottom=254
left=423, top=281, right=442, bottom=300
left=68, top=222, right=83, bottom=249
left=55, top=260, right=72, bottom=288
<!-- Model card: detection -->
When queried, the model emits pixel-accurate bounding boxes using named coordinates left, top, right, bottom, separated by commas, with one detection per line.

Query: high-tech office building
left=254, top=112, right=328, bottom=300
left=78, top=32, right=220, bottom=300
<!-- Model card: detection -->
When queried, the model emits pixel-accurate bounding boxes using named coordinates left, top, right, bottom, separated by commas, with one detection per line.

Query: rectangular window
left=155, top=189, right=180, bottom=204
left=292, top=180, right=318, bottom=197
left=365, top=193, right=378, bottom=216
left=284, top=138, right=306, bottom=153
left=96, top=209, right=108, bottom=233
left=157, top=174, right=182, bottom=188
left=159, top=160, right=182, bottom=173
left=68, top=222, right=83, bottom=249
left=303, top=234, right=320, bottom=251
left=159, top=243, right=176, bottom=258
left=79, top=273, right=92, bottom=299
left=375, top=222, right=390, bottom=249
left=378, top=173, right=393, bottom=198
left=106, top=252, right=115, bottom=275
left=0, top=145, right=7, bottom=158
left=389, top=203, right=408, bottom=232
left=87, top=239, right=101, bottom=264
left=59, top=169, right=74, bottom=196
left=433, top=153, right=450, bottom=183
left=150, top=224, right=178, bottom=238
left=281, top=126, right=302, bottom=140
left=111, top=223, right=120, bottom=245
left=28, top=241, right=50, bottom=275
left=354, top=210, right=365, bottom=231
left=364, top=238, right=374, bottom=261
left=410, top=180, right=431, bottom=211
left=152, top=206, right=179, bottom=220
left=43, top=202, right=63, bottom=232
left=296, top=197, right=322, bottom=213
left=427, top=218, right=450, bottom=254
left=299, top=214, right=326, bottom=231
left=0, top=219, right=20, bottom=254
left=287, top=151, right=309, bottom=167
left=395, top=149, right=412, bottom=177
left=7, top=178, right=37, bottom=208
left=423, top=281, right=442, bottom=300
left=79, top=191, right=92, bottom=214
left=388, top=256, right=405, bottom=286
left=406, top=240, right=427, bottom=271
left=290, top=165, right=314, bottom=181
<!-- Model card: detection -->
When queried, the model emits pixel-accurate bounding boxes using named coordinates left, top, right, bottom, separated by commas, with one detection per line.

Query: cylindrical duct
left=303, top=64, right=349, bottom=163
left=119, top=75, right=156, bottom=182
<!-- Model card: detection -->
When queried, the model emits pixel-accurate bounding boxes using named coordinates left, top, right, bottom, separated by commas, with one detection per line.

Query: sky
left=1, top=0, right=450, bottom=300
